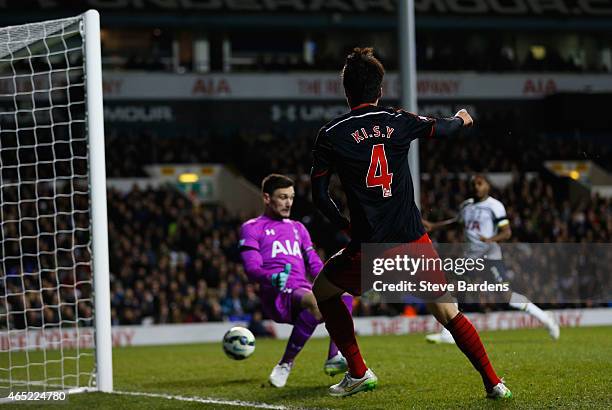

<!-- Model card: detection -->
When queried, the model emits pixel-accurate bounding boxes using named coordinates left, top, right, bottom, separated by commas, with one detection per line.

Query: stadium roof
left=2, top=0, right=611, bottom=30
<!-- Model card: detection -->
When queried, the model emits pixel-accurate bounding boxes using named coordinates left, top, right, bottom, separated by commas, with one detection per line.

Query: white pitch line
left=111, top=390, right=294, bottom=409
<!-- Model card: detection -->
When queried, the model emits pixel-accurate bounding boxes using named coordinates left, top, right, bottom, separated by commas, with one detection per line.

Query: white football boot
left=425, top=327, right=456, bottom=344
left=268, top=362, right=292, bottom=388
left=546, top=312, right=560, bottom=340
left=487, top=381, right=513, bottom=399
left=329, top=368, right=378, bottom=397
left=323, top=353, right=348, bottom=376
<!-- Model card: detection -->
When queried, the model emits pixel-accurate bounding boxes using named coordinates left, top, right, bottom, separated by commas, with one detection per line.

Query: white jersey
left=459, top=196, right=509, bottom=260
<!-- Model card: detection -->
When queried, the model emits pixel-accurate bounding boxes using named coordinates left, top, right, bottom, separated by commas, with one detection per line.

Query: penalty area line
left=111, top=390, right=294, bottom=409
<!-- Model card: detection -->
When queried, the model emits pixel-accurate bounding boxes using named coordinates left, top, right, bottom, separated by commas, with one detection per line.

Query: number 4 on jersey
left=366, top=144, right=393, bottom=197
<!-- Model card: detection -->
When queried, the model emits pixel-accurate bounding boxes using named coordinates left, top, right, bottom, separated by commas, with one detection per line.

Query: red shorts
left=322, top=233, right=447, bottom=298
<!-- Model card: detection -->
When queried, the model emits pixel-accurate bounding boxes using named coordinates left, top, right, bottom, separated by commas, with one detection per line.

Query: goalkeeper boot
left=425, top=327, right=455, bottom=344
left=269, top=362, right=292, bottom=388
left=329, top=368, right=378, bottom=397
left=487, top=381, right=513, bottom=400
left=323, top=353, right=348, bottom=376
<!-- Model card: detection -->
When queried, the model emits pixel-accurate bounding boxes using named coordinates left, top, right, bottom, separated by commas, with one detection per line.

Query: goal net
left=0, top=10, right=112, bottom=400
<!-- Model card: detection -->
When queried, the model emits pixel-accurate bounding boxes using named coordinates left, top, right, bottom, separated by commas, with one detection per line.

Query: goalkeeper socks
left=327, top=294, right=354, bottom=360
left=445, top=312, right=501, bottom=392
left=280, top=309, right=319, bottom=364
left=318, top=295, right=367, bottom=378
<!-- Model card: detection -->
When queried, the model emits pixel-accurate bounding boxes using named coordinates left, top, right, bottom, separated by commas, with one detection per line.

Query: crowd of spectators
left=0, top=180, right=93, bottom=331
left=101, top=169, right=610, bottom=326
left=1, top=168, right=610, bottom=330
left=106, top=187, right=250, bottom=325
left=105, top=128, right=612, bottom=180
left=422, top=173, right=612, bottom=244
left=2, top=125, right=611, bottom=330
left=2, top=23, right=611, bottom=332
left=95, top=122, right=612, bottom=324
left=3, top=171, right=607, bottom=329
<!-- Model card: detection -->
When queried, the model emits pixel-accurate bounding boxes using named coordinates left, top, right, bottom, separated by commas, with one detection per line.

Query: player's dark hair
left=342, top=47, right=385, bottom=108
left=261, top=174, right=294, bottom=195
left=471, top=173, right=491, bottom=186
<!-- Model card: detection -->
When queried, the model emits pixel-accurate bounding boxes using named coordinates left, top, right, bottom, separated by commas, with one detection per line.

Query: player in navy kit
left=310, top=47, right=512, bottom=399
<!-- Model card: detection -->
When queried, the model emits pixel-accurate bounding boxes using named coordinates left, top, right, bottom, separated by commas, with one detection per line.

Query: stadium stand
left=6, top=166, right=605, bottom=329
left=105, top=131, right=612, bottom=178
left=1, top=113, right=609, bottom=328
left=3, top=174, right=608, bottom=328
left=100, top=173, right=609, bottom=325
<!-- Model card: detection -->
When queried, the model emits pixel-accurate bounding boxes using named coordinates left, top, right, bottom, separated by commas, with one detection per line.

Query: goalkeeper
left=239, top=174, right=353, bottom=388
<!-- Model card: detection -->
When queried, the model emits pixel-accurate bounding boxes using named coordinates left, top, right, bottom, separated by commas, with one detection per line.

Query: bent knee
left=427, top=302, right=459, bottom=326
left=301, top=291, right=317, bottom=309
left=298, top=291, right=322, bottom=321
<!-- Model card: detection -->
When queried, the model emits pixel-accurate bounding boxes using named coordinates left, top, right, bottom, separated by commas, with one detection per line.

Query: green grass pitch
left=2, top=326, right=611, bottom=409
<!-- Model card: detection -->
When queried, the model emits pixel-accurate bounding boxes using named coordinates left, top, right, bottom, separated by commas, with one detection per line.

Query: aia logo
left=271, top=240, right=302, bottom=258
left=523, top=79, right=557, bottom=95
left=192, top=77, right=231, bottom=96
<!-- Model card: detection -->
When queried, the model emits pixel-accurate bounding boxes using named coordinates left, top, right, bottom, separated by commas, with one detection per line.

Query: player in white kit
left=423, top=174, right=560, bottom=343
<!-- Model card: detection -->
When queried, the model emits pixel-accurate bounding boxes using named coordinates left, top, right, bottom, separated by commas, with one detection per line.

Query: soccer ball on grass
left=222, top=326, right=255, bottom=360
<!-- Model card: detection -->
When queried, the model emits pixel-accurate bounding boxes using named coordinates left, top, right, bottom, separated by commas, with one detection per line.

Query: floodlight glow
left=178, top=173, right=199, bottom=183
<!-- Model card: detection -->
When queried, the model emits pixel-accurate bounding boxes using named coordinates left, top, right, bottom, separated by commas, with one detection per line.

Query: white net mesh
left=0, top=15, right=96, bottom=397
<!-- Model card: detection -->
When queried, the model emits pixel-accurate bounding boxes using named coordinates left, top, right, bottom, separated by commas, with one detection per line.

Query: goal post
left=84, top=9, right=113, bottom=394
left=0, top=9, right=112, bottom=398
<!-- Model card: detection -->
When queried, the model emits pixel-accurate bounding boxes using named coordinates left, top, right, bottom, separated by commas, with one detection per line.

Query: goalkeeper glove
left=271, top=264, right=291, bottom=290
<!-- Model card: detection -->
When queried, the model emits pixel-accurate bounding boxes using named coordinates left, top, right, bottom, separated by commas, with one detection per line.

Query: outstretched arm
left=239, top=223, right=286, bottom=286
left=240, top=249, right=291, bottom=290
left=395, top=108, right=473, bottom=145
left=422, top=216, right=459, bottom=232
left=431, top=109, right=473, bottom=139
left=240, top=249, right=278, bottom=285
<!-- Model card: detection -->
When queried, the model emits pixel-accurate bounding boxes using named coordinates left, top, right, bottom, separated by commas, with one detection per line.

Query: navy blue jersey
left=312, top=104, right=439, bottom=244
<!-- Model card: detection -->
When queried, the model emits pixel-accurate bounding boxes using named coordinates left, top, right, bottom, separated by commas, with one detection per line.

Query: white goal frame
left=84, top=9, right=113, bottom=394
left=0, top=9, right=113, bottom=398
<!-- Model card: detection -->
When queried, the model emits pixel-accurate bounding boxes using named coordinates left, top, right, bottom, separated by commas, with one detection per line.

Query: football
left=222, top=327, right=256, bottom=360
